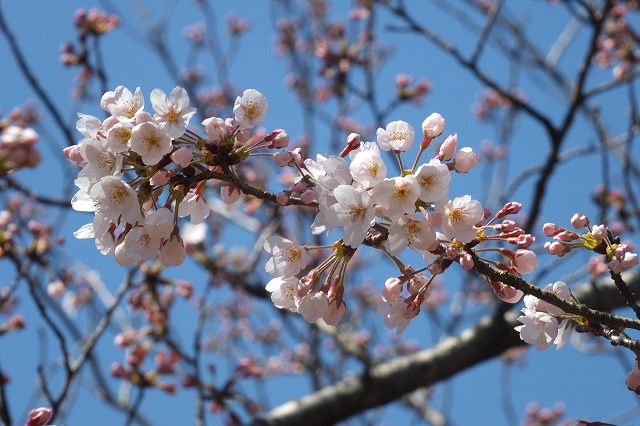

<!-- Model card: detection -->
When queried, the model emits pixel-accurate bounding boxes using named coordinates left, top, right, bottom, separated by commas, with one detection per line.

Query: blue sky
left=2, top=1, right=640, bottom=425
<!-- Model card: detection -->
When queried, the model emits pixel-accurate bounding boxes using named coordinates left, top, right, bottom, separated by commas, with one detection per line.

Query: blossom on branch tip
left=376, top=120, right=415, bottom=152
left=233, top=89, right=268, bottom=129
left=422, top=112, right=445, bottom=138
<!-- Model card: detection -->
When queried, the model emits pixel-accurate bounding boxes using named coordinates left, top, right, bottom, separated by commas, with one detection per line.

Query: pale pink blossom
left=627, top=361, right=640, bottom=394
left=515, top=311, right=559, bottom=350
left=264, top=235, right=308, bottom=277
left=233, top=89, right=268, bottom=129
left=202, top=116, right=228, bottom=141
left=432, top=195, right=484, bottom=243
left=266, top=277, right=300, bottom=311
left=150, top=86, right=197, bottom=139
left=90, top=176, right=142, bottom=224
left=178, top=192, right=210, bottom=224
left=383, top=277, right=403, bottom=301
left=387, top=215, right=436, bottom=255
left=101, top=86, right=144, bottom=121
left=323, top=301, right=346, bottom=325
left=106, top=121, right=133, bottom=152
left=491, top=281, right=523, bottom=303
left=376, top=120, right=415, bottom=152
left=453, top=147, right=479, bottom=173
left=421, top=112, right=445, bottom=137
left=331, top=185, right=376, bottom=248
left=372, top=176, right=421, bottom=221
left=349, top=149, right=387, bottom=187
left=534, top=281, right=571, bottom=317
left=130, top=122, right=172, bottom=165
left=220, top=184, right=242, bottom=204
left=413, top=159, right=451, bottom=203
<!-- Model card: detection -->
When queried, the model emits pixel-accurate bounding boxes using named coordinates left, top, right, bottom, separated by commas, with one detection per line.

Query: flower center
left=448, top=207, right=464, bottom=225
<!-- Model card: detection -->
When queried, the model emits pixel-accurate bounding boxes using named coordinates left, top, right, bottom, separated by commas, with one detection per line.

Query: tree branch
left=251, top=270, right=640, bottom=426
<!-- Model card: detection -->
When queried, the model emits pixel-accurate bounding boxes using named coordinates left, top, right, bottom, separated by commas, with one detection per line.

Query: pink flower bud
left=570, top=213, right=589, bottom=229
left=383, top=277, right=402, bottom=301
left=25, top=407, right=52, bottom=426
left=170, top=146, right=193, bottom=168
left=235, top=128, right=251, bottom=143
left=438, top=133, right=457, bottom=161
left=270, top=129, right=289, bottom=148
left=622, top=252, right=638, bottom=269
left=491, top=281, right=523, bottom=304
left=591, top=224, right=607, bottom=239
left=453, top=147, right=478, bottom=173
left=543, top=223, right=562, bottom=237
left=158, top=236, right=187, bottom=267
left=300, top=189, right=316, bottom=204
left=458, top=251, right=474, bottom=270
left=63, top=145, right=84, bottom=164
left=497, top=202, right=522, bottom=218
left=515, top=234, right=535, bottom=248
left=544, top=241, right=570, bottom=256
left=512, top=249, right=539, bottom=274
left=150, top=169, right=170, bottom=186
left=323, top=300, right=346, bottom=326
left=554, top=230, right=579, bottom=242
left=609, top=259, right=623, bottom=274
left=339, top=132, right=361, bottom=157
left=422, top=112, right=445, bottom=138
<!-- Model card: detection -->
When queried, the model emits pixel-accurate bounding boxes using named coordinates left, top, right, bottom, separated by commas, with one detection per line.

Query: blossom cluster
left=263, top=112, right=543, bottom=333
left=67, top=86, right=271, bottom=267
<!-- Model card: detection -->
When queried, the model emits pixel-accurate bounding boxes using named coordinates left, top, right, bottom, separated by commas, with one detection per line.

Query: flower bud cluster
left=0, top=119, right=40, bottom=175
left=544, top=212, right=638, bottom=274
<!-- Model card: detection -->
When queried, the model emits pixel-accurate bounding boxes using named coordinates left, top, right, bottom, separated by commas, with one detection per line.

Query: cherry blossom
left=101, top=86, right=144, bottom=121
left=265, top=276, right=300, bottom=311
left=150, top=86, right=197, bottom=138
left=349, top=149, right=387, bottom=187
left=376, top=120, right=415, bottom=152
left=233, top=89, right=268, bottom=129
left=515, top=311, right=559, bottom=350
left=421, top=112, right=445, bottom=138
left=264, top=236, right=309, bottom=277
left=331, top=185, right=376, bottom=248
left=372, top=176, right=421, bottom=221
left=387, top=215, right=436, bottom=255
left=129, top=122, right=172, bottom=165
left=431, top=195, right=483, bottom=243
left=89, top=176, right=142, bottom=224
left=413, top=159, right=451, bottom=203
